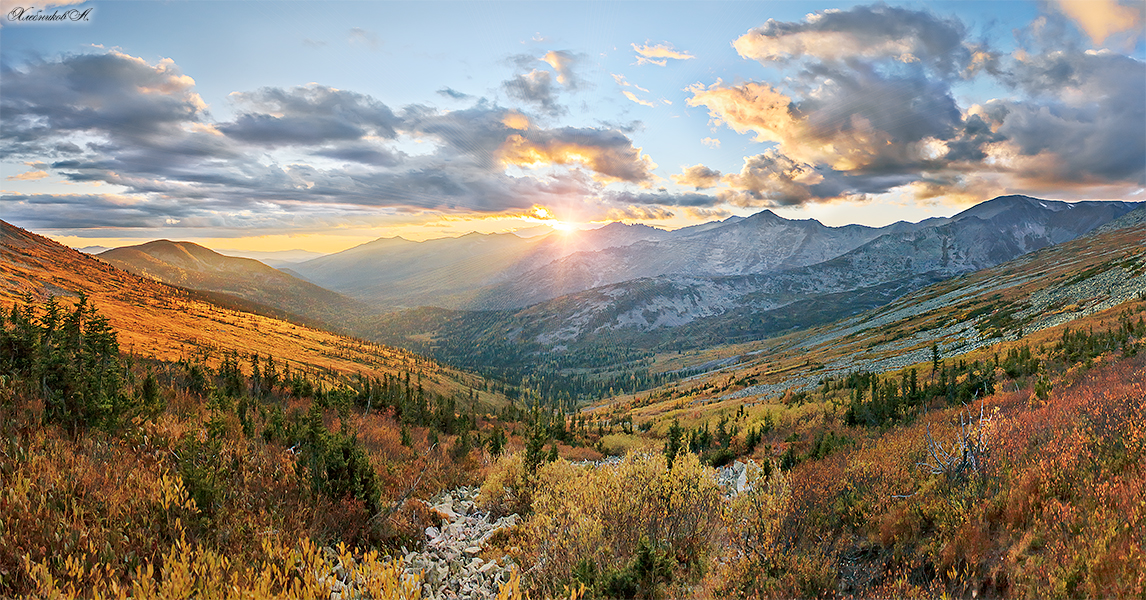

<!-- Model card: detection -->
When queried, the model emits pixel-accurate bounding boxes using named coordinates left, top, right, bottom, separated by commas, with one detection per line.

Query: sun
left=528, top=206, right=576, bottom=232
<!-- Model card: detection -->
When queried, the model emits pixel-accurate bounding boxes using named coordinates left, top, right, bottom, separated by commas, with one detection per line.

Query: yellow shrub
left=23, top=536, right=422, bottom=599
left=519, top=452, right=725, bottom=594
left=477, top=451, right=531, bottom=517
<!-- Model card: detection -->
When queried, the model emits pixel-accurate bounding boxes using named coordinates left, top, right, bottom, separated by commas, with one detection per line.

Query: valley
left=4, top=1, right=1144, bottom=596
left=2, top=198, right=1144, bottom=599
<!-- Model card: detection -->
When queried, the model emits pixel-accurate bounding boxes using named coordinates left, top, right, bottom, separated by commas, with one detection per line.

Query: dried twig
left=917, top=393, right=994, bottom=482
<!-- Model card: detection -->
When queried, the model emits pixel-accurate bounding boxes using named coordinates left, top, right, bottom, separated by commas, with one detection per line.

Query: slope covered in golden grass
left=0, top=219, right=487, bottom=401
left=98, top=239, right=378, bottom=334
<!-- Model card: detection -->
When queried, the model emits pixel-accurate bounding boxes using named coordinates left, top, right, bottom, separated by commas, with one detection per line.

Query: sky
left=1, top=0, right=1144, bottom=254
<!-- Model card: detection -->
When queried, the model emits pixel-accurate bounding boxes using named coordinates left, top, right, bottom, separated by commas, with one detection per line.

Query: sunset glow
left=0, top=0, right=1142, bottom=254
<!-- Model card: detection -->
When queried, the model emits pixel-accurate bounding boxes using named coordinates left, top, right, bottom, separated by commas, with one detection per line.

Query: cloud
left=632, top=41, right=696, bottom=66
left=221, top=84, right=400, bottom=146
left=719, top=150, right=829, bottom=206
left=1, top=192, right=200, bottom=229
left=622, top=90, right=654, bottom=107
left=7, top=170, right=48, bottom=180
left=437, top=87, right=472, bottom=100
left=607, top=190, right=715, bottom=208
left=981, top=49, right=1145, bottom=187
left=733, top=4, right=979, bottom=78
left=348, top=27, right=379, bottom=49
left=503, top=69, right=565, bottom=116
left=605, top=205, right=676, bottom=221
left=688, top=66, right=962, bottom=174
left=1, top=51, right=669, bottom=232
left=312, top=143, right=403, bottom=167
left=701, top=137, right=720, bottom=149
left=540, top=50, right=587, bottom=90
left=0, top=51, right=208, bottom=149
left=498, top=126, right=656, bottom=183
left=611, top=73, right=648, bottom=92
left=672, top=164, right=722, bottom=189
left=1052, top=0, right=1143, bottom=47
left=7, top=162, right=49, bottom=180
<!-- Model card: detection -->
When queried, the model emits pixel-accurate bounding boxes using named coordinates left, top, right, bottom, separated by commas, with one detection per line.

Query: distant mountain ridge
left=467, top=210, right=927, bottom=310
left=289, top=222, right=674, bottom=309
left=367, top=195, right=1139, bottom=363
left=474, top=196, right=1138, bottom=311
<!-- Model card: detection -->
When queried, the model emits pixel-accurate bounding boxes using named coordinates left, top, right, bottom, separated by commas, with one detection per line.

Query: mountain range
left=46, top=194, right=1140, bottom=373
left=290, top=195, right=1135, bottom=315
left=288, top=221, right=675, bottom=310
left=357, top=196, right=1137, bottom=364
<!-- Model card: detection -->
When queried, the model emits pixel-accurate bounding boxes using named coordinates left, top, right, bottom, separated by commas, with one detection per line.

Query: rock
left=432, top=504, right=459, bottom=522
left=387, top=486, right=524, bottom=599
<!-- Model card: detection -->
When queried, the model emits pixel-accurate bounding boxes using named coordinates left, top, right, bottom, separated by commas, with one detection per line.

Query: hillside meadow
left=2, top=289, right=1143, bottom=598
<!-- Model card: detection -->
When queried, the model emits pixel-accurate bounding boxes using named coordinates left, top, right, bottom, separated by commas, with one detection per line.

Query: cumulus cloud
left=0, top=51, right=208, bottom=151
left=672, top=164, right=722, bottom=189
left=540, top=50, right=587, bottom=90
left=632, top=41, right=695, bottom=66
left=503, top=69, right=565, bottom=116
left=1052, top=0, right=1143, bottom=47
left=975, top=49, right=1146, bottom=188
left=733, top=4, right=979, bottom=78
left=1, top=50, right=669, bottom=232
left=498, top=126, right=656, bottom=183
left=687, top=66, right=961, bottom=173
left=222, top=84, right=400, bottom=145
left=678, top=3, right=1144, bottom=207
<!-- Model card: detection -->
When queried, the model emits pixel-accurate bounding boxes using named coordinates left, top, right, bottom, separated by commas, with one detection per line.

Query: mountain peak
left=954, top=195, right=1061, bottom=221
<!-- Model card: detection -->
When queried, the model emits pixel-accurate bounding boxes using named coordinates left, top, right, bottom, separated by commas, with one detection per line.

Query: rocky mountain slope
left=467, top=210, right=920, bottom=310
left=651, top=203, right=1146, bottom=407
left=372, top=197, right=1138, bottom=366
left=468, top=196, right=1135, bottom=310
left=98, top=240, right=376, bottom=332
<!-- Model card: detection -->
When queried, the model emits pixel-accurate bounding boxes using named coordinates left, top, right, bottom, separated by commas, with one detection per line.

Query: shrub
left=517, top=452, right=723, bottom=596
left=477, top=451, right=532, bottom=517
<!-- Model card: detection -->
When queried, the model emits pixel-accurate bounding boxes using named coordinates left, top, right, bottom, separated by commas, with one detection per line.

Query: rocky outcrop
left=405, top=486, right=521, bottom=600
left=715, top=460, right=755, bottom=496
